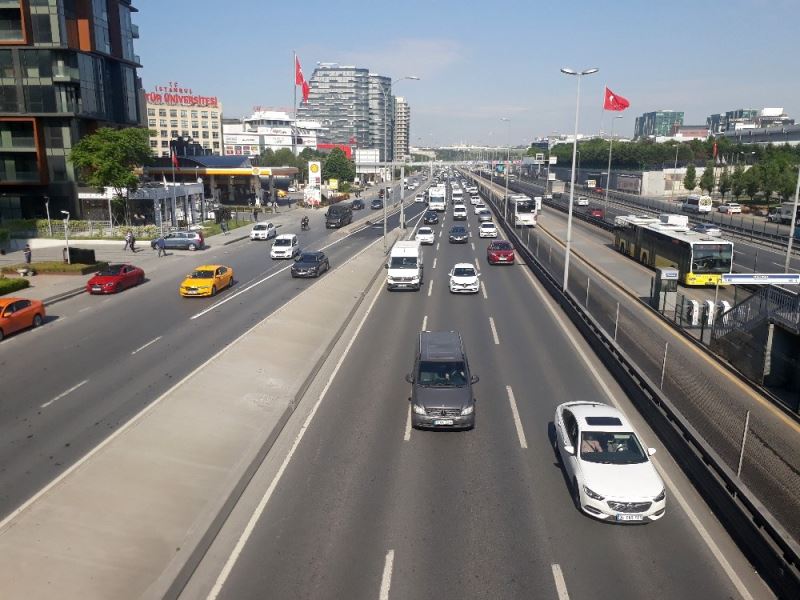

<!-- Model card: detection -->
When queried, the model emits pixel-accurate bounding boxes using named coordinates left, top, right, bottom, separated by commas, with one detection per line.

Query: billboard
left=308, top=161, right=322, bottom=187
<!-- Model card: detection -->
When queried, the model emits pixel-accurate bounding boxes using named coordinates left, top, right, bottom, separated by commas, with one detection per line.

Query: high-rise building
left=0, top=0, right=143, bottom=219
left=144, top=83, right=223, bottom=157
left=633, top=110, right=684, bottom=139
left=393, top=96, right=410, bottom=161
left=298, top=64, right=397, bottom=162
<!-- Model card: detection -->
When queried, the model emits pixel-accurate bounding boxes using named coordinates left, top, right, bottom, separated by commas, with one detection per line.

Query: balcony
left=131, top=23, right=139, bottom=38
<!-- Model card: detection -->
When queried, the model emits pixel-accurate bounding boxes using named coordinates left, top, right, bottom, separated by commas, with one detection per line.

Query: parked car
left=554, top=401, right=666, bottom=522
left=0, top=297, right=45, bottom=342
left=151, top=230, right=204, bottom=251
left=86, top=263, right=145, bottom=294
left=487, top=240, right=515, bottom=265
left=250, top=222, right=277, bottom=241
left=291, top=251, right=330, bottom=278
left=691, top=223, right=722, bottom=237
left=179, top=264, right=233, bottom=297
left=718, top=202, right=742, bottom=214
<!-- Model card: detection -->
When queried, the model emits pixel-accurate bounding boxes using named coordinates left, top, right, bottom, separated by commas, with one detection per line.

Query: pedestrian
left=23, top=244, right=32, bottom=264
left=157, top=237, right=167, bottom=257
left=124, top=230, right=132, bottom=251
left=130, top=231, right=136, bottom=253
left=220, top=220, right=229, bottom=235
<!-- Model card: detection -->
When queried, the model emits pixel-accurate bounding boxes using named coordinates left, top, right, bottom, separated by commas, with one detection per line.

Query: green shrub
left=0, top=261, right=108, bottom=275
left=2, top=219, right=37, bottom=232
left=0, top=277, right=30, bottom=295
left=0, top=228, right=9, bottom=244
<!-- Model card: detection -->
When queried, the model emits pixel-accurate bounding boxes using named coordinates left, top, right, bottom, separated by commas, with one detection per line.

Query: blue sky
left=135, top=0, right=799, bottom=146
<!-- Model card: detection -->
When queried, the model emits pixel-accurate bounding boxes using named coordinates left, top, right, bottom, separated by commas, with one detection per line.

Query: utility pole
left=785, top=164, right=800, bottom=273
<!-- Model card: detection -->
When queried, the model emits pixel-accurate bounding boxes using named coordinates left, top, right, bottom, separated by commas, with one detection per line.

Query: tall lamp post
left=501, top=117, right=511, bottom=220
left=60, top=210, right=71, bottom=264
left=604, top=115, right=622, bottom=216
left=44, top=195, right=52, bottom=237
left=785, top=164, right=800, bottom=274
left=381, top=75, right=419, bottom=249
left=561, top=66, right=599, bottom=292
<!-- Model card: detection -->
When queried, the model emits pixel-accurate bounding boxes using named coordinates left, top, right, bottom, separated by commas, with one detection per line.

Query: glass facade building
left=0, top=0, right=142, bottom=219
left=633, top=110, right=684, bottom=139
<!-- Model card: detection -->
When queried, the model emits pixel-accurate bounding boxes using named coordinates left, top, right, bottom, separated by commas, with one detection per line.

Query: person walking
left=129, top=231, right=136, bottom=253
left=23, top=244, right=32, bottom=264
left=123, top=230, right=132, bottom=251
left=156, top=237, right=167, bottom=257
left=220, top=220, right=229, bottom=235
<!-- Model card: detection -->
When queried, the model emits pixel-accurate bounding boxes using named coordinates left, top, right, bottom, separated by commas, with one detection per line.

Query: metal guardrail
left=714, top=286, right=800, bottom=338
left=467, top=169, right=800, bottom=599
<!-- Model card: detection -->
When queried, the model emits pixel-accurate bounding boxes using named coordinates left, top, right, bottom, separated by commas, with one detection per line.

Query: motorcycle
left=301, top=217, right=310, bottom=231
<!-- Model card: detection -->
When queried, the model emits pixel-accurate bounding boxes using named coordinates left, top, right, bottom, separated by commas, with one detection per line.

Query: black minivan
left=406, top=331, right=478, bottom=430
left=325, top=203, right=353, bottom=228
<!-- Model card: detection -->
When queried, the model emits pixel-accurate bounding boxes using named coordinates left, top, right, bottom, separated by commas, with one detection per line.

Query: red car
left=589, top=208, right=604, bottom=218
left=86, top=263, right=145, bottom=294
left=487, top=240, right=515, bottom=265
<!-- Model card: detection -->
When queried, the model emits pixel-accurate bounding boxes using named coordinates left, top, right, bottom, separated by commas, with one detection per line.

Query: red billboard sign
left=146, top=82, right=219, bottom=108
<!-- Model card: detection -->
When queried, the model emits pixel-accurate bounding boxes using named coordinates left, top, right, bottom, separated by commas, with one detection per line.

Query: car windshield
left=580, top=431, right=648, bottom=464
left=418, top=360, right=467, bottom=387
left=453, top=267, right=476, bottom=277
left=481, top=224, right=494, bottom=229
left=298, top=254, right=318, bottom=263
left=692, top=244, right=732, bottom=273
left=451, top=227, right=465, bottom=234
left=390, top=256, right=418, bottom=269
left=491, top=242, right=512, bottom=250
left=274, top=239, right=291, bottom=246
left=253, top=224, right=267, bottom=231
left=190, top=270, right=214, bottom=279
left=418, top=228, right=432, bottom=235
left=98, top=265, right=124, bottom=276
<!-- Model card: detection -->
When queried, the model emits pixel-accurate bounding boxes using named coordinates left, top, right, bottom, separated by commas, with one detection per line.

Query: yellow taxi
left=179, top=265, right=234, bottom=297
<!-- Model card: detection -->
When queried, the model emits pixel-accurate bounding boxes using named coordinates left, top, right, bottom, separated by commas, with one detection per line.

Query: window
left=170, top=120, right=177, bottom=127
left=191, top=110, right=198, bottom=118
left=180, top=110, right=187, bottom=117
left=191, top=120, right=198, bottom=128
left=169, top=109, right=177, bottom=117
left=149, top=140, right=157, bottom=148
left=158, top=109, right=166, bottom=117
left=180, top=120, right=188, bottom=128
left=211, top=112, right=218, bottom=119
left=147, top=108, right=155, bottom=117
left=201, top=131, right=209, bottom=139
left=211, top=122, right=218, bottom=129
left=160, top=129, right=167, bottom=137
left=201, top=111, right=208, bottom=118
left=161, top=140, right=169, bottom=147
left=201, top=121, right=208, bottom=128
left=212, top=131, right=219, bottom=139
left=159, top=119, right=167, bottom=127
left=170, top=129, right=178, bottom=137
left=148, top=119, right=156, bottom=127
left=192, top=130, right=199, bottom=138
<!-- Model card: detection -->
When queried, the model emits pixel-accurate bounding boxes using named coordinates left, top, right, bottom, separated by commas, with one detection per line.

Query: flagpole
left=599, top=82, right=606, bottom=137
left=292, top=51, right=297, bottom=155
left=171, top=145, right=178, bottom=229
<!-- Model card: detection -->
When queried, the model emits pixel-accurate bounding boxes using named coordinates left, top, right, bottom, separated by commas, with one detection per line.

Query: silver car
left=691, top=223, right=722, bottom=237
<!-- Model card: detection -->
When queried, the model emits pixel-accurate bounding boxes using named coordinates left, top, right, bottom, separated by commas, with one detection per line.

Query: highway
left=0, top=183, right=429, bottom=519
left=187, top=181, right=770, bottom=600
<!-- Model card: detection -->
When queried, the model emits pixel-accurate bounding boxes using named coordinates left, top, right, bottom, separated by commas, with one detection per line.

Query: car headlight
left=412, top=404, right=426, bottom=415
left=104, top=282, right=115, bottom=287
left=461, top=405, right=474, bottom=416
left=583, top=486, right=605, bottom=501
left=654, top=489, right=666, bottom=502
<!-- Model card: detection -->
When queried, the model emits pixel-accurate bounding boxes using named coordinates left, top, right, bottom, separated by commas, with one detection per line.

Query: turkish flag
left=302, top=79, right=310, bottom=103
left=171, top=148, right=178, bottom=168
left=603, top=87, right=630, bottom=111
left=295, top=55, right=305, bottom=86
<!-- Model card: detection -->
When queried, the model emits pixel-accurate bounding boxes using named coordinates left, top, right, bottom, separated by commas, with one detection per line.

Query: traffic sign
left=721, top=273, right=800, bottom=285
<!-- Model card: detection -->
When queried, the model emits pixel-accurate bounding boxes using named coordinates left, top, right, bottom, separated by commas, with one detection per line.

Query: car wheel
left=138, top=274, right=145, bottom=285
left=32, top=314, right=43, bottom=327
left=572, top=478, right=581, bottom=508
left=0, top=328, right=3, bottom=341
left=211, top=285, right=217, bottom=296
left=188, top=243, right=197, bottom=251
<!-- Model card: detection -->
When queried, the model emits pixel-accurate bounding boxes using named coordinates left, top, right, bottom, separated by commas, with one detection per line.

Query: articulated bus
left=613, top=215, right=733, bottom=286
left=510, top=194, right=536, bottom=227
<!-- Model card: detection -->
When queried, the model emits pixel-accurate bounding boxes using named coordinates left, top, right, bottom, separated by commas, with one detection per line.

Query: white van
left=682, top=194, right=712, bottom=213
left=386, top=240, right=423, bottom=291
left=270, top=233, right=300, bottom=259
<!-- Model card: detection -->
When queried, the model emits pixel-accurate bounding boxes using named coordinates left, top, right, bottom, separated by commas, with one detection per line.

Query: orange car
left=0, top=297, right=46, bottom=342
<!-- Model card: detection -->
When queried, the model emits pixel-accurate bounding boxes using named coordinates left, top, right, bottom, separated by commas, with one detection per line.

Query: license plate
left=616, top=514, right=643, bottom=522
left=92, top=286, right=101, bottom=292
left=499, top=257, right=507, bottom=261
left=433, top=419, right=454, bottom=426
left=186, top=290, right=197, bottom=295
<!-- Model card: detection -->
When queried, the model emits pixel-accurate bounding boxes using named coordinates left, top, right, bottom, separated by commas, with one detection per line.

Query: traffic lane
left=0, top=220, right=400, bottom=518
left=476, top=250, right=748, bottom=599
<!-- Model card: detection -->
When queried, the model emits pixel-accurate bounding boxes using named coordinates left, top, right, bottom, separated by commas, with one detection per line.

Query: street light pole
left=604, top=115, right=622, bottom=216
left=44, top=195, right=52, bottom=237
left=785, top=164, right=800, bottom=273
left=501, top=117, right=511, bottom=220
left=561, top=66, right=599, bottom=292
left=61, top=210, right=71, bottom=264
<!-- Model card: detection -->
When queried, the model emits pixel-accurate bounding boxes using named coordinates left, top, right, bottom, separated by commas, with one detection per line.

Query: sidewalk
left=0, top=228, right=400, bottom=600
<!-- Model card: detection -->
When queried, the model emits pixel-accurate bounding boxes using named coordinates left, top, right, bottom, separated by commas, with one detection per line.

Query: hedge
left=0, top=277, right=31, bottom=295
left=0, top=261, right=108, bottom=275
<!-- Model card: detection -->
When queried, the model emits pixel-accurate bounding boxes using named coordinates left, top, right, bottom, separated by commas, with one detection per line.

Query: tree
left=777, top=164, right=799, bottom=201
left=731, top=165, right=745, bottom=200
left=699, top=161, right=715, bottom=194
left=322, top=148, right=355, bottom=182
left=742, top=166, right=759, bottom=200
left=70, top=127, right=152, bottom=224
left=718, top=167, right=731, bottom=199
left=683, top=164, right=697, bottom=192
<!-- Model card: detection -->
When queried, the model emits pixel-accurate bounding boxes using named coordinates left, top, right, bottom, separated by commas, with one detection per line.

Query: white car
left=473, top=203, right=487, bottom=214
left=415, top=194, right=426, bottom=203
left=449, top=263, right=480, bottom=294
left=287, top=186, right=297, bottom=192
left=718, top=202, right=742, bottom=214
left=415, top=226, right=435, bottom=245
left=576, top=196, right=589, bottom=206
left=453, top=205, right=468, bottom=220
left=479, top=222, right=498, bottom=238
left=470, top=194, right=481, bottom=205
left=270, top=234, right=300, bottom=259
left=250, top=221, right=277, bottom=241
left=554, top=401, right=666, bottom=523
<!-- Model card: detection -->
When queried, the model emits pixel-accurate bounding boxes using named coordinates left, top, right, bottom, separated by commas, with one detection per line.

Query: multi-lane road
left=181, top=181, right=771, bottom=600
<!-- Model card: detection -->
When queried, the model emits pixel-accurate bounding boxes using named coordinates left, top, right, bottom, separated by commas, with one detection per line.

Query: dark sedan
left=351, top=199, right=365, bottom=210
left=423, top=210, right=439, bottom=225
left=291, top=251, right=330, bottom=278
left=448, top=226, right=468, bottom=243
left=86, top=263, right=145, bottom=294
left=371, top=199, right=384, bottom=210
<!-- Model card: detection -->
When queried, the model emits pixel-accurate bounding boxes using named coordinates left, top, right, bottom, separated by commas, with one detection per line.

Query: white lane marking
left=206, top=269, right=385, bottom=600
left=427, top=279, right=433, bottom=297
left=438, top=229, right=443, bottom=238
left=41, top=379, right=88, bottom=409
left=436, top=242, right=440, bottom=251
left=506, top=386, right=528, bottom=449
left=404, top=405, right=412, bottom=442
left=432, top=257, right=437, bottom=270
left=422, top=315, right=427, bottom=331
left=517, top=263, right=755, bottom=600
left=474, top=258, right=480, bottom=272
left=78, top=306, right=92, bottom=313
left=131, top=335, right=162, bottom=355
left=379, top=549, right=395, bottom=600
left=471, top=242, right=475, bottom=251
left=489, top=316, right=500, bottom=345
left=551, top=564, right=570, bottom=600
left=481, top=281, right=488, bottom=299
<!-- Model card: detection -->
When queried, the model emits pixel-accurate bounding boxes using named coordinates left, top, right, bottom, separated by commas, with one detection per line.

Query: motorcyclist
left=301, top=216, right=309, bottom=230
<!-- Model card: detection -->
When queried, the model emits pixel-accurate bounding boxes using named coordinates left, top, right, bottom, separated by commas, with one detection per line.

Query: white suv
left=270, top=234, right=300, bottom=259
left=453, top=205, right=468, bottom=220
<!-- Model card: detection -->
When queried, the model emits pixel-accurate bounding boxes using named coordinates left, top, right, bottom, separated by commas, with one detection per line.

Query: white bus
left=510, top=194, right=536, bottom=227
left=682, top=194, right=712, bottom=213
